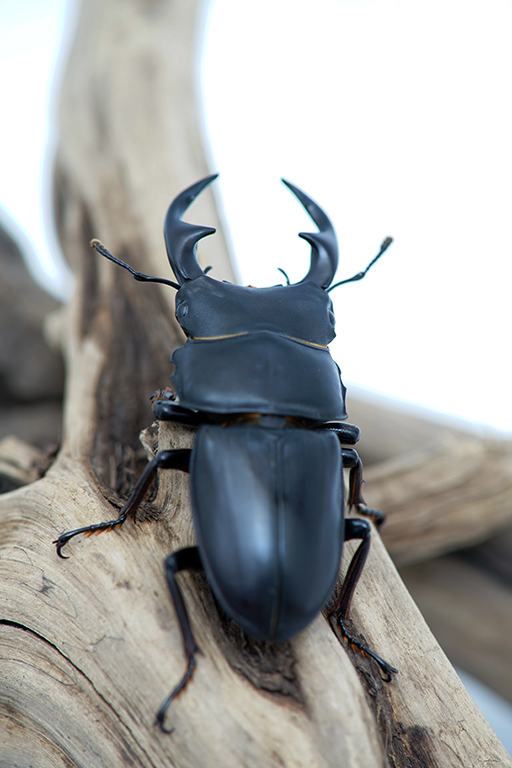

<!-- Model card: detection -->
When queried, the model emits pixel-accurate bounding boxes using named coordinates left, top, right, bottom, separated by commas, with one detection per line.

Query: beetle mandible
left=54, top=175, right=395, bottom=730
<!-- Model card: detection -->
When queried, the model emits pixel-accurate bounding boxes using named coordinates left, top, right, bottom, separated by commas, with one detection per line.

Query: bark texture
left=347, top=397, right=512, bottom=565
left=0, top=0, right=511, bottom=766
left=0, top=220, right=64, bottom=451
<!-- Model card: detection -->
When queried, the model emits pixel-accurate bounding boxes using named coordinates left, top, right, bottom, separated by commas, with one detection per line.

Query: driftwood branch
left=0, top=0, right=510, bottom=765
left=350, top=396, right=512, bottom=711
left=0, top=219, right=64, bottom=451
left=400, top=548, right=512, bottom=708
left=347, top=397, right=512, bottom=565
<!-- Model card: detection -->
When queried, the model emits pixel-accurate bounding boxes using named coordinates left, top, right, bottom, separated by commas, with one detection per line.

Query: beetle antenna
left=277, top=267, right=291, bottom=285
left=327, top=237, right=393, bottom=292
left=90, top=239, right=180, bottom=290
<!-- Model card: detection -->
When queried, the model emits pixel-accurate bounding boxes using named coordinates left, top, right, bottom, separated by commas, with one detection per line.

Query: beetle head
left=164, top=175, right=339, bottom=290
left=165, top=176, right=339, bottom=346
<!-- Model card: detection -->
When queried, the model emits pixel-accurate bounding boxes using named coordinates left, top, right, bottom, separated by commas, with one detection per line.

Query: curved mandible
left=281, top=179, right=338, bottom=289
left=164, top=174, right=218, bottom=285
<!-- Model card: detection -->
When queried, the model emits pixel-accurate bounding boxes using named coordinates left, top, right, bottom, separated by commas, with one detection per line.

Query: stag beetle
left=54, top=175, right=395, bottom=730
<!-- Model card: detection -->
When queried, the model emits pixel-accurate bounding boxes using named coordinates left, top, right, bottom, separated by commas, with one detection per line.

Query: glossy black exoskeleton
left=54, top=175, right=395, bottom=730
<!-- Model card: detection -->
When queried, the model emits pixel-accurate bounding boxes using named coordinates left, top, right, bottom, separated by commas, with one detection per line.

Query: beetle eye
left=328, top=310, right=335, bottom=328
left=176, top=302, right=189, bottom=319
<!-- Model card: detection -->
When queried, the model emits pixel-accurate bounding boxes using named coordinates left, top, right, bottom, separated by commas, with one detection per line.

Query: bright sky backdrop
left=201, top=0, right=512, bottom=434
left=0, top=0, right=511, bottom=438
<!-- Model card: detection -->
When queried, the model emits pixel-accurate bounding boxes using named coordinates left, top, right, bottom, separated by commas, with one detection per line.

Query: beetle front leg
left=315, top=420, right=360, bottom=446
left=328, top=518, right=397, bottom=680
left=341, top=447, right=385, bottom=528
left=151, top=391, right=204, bottom=427
left=156, top=546, right=203, bottom=733
left=53, top=449, right=191, bottom=558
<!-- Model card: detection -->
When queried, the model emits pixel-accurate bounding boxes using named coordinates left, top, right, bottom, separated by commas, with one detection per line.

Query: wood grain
left=349, top=395, right=512, bottom=565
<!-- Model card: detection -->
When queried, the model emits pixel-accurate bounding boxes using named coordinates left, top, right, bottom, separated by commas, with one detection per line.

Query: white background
left=200, top=0, right=512, bottom=433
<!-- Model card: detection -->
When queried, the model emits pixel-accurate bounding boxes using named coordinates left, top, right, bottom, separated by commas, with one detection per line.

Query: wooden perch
left=349, top=396, right=512, bottom=706
left=0, top=436, right=52, bottom=491
left=400, top=549, right=512, bottom=707
left=0, top=219, right=64, bottom=449
left=0, top=0, right=510, bottom=765
left=347, top=397, right=512, bottom=565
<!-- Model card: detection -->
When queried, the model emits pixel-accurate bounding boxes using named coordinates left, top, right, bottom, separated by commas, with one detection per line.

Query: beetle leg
left=328, top=518, right=397, bottom=679
left=156, top=546, right=203, bottom=732
left=341, top=447, right=385, bottom=528
left=53, top=449, right=191, bottom=558
left=152, top=398, right=204, bottom=427
left=315, top=421, right=360, bottom=446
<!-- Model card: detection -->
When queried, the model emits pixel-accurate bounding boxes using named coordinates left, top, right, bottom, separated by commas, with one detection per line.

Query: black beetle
left=54, top=175, right=395, bottom=729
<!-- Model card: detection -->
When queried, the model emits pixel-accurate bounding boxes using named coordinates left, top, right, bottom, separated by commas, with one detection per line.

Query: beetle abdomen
left=190, top=425, right=344, bottom=642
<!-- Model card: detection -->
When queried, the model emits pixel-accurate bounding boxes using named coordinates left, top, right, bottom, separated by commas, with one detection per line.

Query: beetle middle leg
left=316, top=424, right=384, bottom=526
left=53, top=449, right=191, bottom=557
left=328, top=518, right=397, bottom=680
left=341, top=447, right=385, bottom=528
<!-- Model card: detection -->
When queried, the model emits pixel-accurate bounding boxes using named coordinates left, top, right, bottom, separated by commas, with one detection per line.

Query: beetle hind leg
left=156, top=546, right=203, bottom=732
left=328, top=518, right=397, bottom=679
left=53, top=449, right=191, bottom=558
left=333, top=616, right=397, bottom=682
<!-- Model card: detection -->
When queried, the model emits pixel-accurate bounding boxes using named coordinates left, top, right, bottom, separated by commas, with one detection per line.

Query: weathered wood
left=0, top=436, right=51, bottom=490
left=349, top=395, right=512, bottom=565
left=400, top=544, right=512, bottom=706
left=0, top=219, right=64, bottom=448
left=1, top=425, right=509, bottom=767
left=351, top=396, right=512, bottom=703
left=0, top=0, right=510, bottom=765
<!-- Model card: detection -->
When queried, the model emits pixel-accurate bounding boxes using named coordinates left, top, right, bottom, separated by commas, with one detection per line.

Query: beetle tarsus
left=156, top=654, right=197, bottom=732
left=54, top=449, right=191, bottom=558
left=53, top=515, right=128, bottom=558
left=331, top=614, right=398, bottom=680
left=352, top=504, right=386, bottom=529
